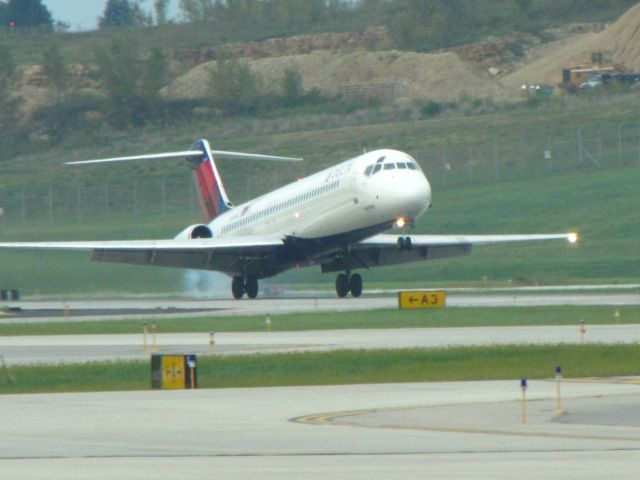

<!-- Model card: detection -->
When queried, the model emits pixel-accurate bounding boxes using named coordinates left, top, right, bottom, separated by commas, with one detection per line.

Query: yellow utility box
left=151, top=354, right=198, bottom=389
left=398, top=291, right=447, bottom=309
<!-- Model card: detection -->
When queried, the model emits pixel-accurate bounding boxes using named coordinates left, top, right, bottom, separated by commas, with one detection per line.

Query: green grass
left=1, top=95, right=639, bottom=294
left=1, top=306, right=637, bottom=336
left=2, top=344, right=639, bottom=394
left=0, top=161, right=638, bottom=294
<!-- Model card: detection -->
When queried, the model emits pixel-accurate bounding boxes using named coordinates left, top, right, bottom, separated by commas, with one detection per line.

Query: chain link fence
left=1, top=123, right=639, bottom=224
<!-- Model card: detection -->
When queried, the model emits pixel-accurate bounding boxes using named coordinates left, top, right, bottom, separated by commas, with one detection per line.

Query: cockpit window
left=407, top=162, right=418, bottom=170
left=376, top=156, right=386, bottom=163
left=383, top=163, right=396, bottom=170
left=397, top=163, right=407, bottom=169
left=364, top=165, right=374, bottom=176
left=373, top=164, right=382, bottom=174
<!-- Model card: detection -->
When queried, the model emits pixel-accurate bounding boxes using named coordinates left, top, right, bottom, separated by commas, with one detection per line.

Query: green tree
left=5, top=0, right=53, bottom=30
left=282, top=66, right=303, bottom=106
left=179, top=0, right=213, bottom=22
left=95, top=33, right=168, bottom=126
left=154, top=0, right=170, bottom=24
left=99, top=0, right=136, bottom=28
left=42, top=43, right=69, bottom=102
left=209, top=55, right=260, bottom=114
left=0, top=43, right=21, bottom=153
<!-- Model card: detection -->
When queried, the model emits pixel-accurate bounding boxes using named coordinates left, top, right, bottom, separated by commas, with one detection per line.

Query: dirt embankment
left=169, top=27, right=390, bottom=66
left=503, top=2, right=640, bottom=88
left=163, top=49, right=506, bottom=103
left=15, top=1, right=640, bottom=120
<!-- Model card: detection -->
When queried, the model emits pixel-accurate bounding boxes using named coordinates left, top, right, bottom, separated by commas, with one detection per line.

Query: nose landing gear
left=231, top=275, right=259, bottom=299
left=335, top=272, right=363, bottom=298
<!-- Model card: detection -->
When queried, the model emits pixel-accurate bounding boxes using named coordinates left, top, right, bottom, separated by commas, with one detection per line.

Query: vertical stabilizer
left=189, top=139, right=233, bottom=222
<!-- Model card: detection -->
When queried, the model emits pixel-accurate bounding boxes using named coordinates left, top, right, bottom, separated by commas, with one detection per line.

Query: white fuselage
left=210, top=149, right=432, bottom=241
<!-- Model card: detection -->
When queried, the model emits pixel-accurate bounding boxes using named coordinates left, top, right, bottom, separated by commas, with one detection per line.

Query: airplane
left=0, top=139, right=577, bottom=299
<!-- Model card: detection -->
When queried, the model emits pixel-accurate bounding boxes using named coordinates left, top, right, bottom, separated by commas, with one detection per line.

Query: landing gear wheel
left=336, top=273, right=349, bottom=298
left=245, top=276, right=259, bottom=299
left=397, top=236, right=413, bottom=251
left=350, top=273, right=363, bottom=298
left=231, top=276, right=244, bottom=299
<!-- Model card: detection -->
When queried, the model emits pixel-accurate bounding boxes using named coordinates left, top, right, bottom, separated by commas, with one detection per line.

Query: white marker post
left=209, top=331, right=215, bottom=354
left=579, top=320, right=586, bottom=344
left=151, top=321, right=158, bottom=353
left=266, top=314, right=272, bottom=332
left=143, top=322, right=148, bottom=354
left=555, top=366, right=563, bottom=413
left=520, top=378, right=528, bottom=425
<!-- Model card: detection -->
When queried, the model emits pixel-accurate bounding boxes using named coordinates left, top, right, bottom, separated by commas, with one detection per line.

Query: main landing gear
left=335, top=272, right=363, bottom=298
left=232, top=275, right=259, bottom=299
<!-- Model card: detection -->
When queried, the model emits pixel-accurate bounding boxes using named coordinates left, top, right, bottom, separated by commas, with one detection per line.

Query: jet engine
left=174, top=224, right=213, bottom=240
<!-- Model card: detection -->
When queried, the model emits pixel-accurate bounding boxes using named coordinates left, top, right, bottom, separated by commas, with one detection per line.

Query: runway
left=1, top=380, right=639, bottom=479
left=2, top=324, right=640, bottom=365
left=3, top=290, right=639, bottom=323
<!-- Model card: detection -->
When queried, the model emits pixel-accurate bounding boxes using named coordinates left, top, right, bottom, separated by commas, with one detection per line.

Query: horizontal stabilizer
left=66, top=149, right=302, bottom=166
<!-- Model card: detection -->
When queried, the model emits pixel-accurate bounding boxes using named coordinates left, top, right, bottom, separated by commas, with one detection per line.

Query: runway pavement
left=2, top=290, right=639, bottom=323
left=2, top=324, right=640, bottom=365
left=1, top=380, right=639, bottom=479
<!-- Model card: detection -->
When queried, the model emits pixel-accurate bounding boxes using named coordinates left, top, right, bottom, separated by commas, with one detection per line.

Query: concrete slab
left=1, top=380, right=640, bottom=479
left=2, top=324, right=640, bottom=365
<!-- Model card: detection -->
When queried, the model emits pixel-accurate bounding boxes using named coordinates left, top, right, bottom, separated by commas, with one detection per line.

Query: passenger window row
left=221, top=180, right=340, bottom=234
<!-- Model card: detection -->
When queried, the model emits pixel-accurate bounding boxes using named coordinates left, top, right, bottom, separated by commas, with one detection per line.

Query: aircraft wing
left=0, top=235, right=285, bottom=274
left=320, top=233, right=577, bottom=272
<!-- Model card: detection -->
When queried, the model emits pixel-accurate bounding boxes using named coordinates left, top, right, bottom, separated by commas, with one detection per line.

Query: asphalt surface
left=1, top=324, right=640, bottom=366
left=2, top=380, right=639, bottom=479
left=2, top=290, right=639, bottom=322
left=3, top=288, right=640, bottom=478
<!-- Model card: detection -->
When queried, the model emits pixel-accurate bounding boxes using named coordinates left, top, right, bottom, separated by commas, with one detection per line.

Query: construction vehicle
left=561, top=51, right=630, bottom=92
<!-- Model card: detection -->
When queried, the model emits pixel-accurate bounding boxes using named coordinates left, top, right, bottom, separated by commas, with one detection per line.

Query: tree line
left=0, top=32, right=333, bottom=157
left=3, top=1, right=638, bottom=45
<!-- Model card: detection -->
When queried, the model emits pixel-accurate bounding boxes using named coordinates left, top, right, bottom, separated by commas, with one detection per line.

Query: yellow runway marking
left=562, top=377, right=640, bottom=385
left=293, top=407, right=640, bottom=443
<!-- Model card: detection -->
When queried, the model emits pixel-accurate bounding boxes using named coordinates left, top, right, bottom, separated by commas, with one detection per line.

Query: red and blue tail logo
left=189, top=140, right=233, bottom=223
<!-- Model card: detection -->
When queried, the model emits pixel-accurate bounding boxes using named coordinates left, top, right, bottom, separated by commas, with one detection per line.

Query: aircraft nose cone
left=372, top=172, right=431, bottom=220
left=400, top=174, right=431, bottom=217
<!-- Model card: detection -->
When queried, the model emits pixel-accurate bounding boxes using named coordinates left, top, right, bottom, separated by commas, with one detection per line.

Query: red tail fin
left=189, top=140, right=233, bottom=222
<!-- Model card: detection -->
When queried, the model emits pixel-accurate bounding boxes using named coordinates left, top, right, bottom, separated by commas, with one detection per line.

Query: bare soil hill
left=163, top=50, right=507, bottom=104
left=503, top=2, right=640, bottom=89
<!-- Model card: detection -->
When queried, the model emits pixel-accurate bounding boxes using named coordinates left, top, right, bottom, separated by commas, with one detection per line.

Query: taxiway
left=1, top=380, right=639, bottom=479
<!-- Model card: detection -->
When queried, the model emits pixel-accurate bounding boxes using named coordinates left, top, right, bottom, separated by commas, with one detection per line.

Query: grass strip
left=2, top=344, right=639, bottom=395
left=0, top=306, right=638, bottom=336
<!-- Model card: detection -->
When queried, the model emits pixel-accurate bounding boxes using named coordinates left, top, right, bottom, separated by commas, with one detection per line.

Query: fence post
left=520, top=134, right=525, bottom=178
left=133, top=181, right=139, bottom=215
left=20, top=186, right=26, bottom=223
left=161, top=177, right=166, bottom=216
left=493, top=139, right=499, bottom=182
left=468, top=145, right=474, bottom=185
left=442, top=145, right=448, bottom=188
left=618, top=124, right=623, bottom=167
left=637, top=125, right=640, bottom=166
left=577, top=128, right=583, bottom=167
left=598, top=128, right=603, bottom=165
left=105, top=184, right=110, bottom=217
left=547, top=134, right=553, bottom=173
left=48, top=185, right=54, bottom=223
left=76, top=183, right=82, bottom=222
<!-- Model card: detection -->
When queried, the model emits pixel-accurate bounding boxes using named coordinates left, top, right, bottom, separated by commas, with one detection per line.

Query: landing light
left=395, top=217, right=406, bottom=228
left=568, top=233, right=579, bottom=244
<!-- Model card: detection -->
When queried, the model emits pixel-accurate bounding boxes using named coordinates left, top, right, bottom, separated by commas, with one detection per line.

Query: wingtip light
left=568, top=233, right=579, bottom=244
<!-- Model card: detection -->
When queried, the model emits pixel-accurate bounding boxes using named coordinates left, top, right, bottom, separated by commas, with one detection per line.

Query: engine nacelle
left=174, top=224, right=213, bottom=240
